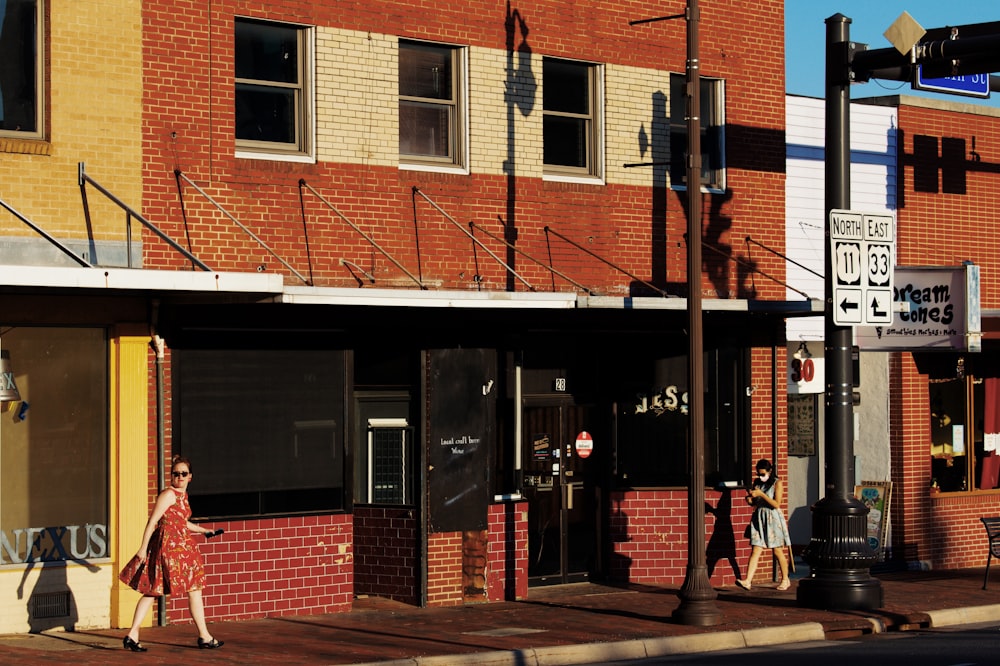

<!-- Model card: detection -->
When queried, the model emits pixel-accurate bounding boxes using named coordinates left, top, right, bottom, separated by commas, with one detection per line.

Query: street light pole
left=796, top=13, right=882, bottom=611
left=672, top=0, right=721, bottom=626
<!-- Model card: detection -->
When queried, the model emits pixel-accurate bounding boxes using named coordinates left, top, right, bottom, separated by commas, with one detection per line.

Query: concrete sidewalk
left=2, top=568, right=1000, bottom=665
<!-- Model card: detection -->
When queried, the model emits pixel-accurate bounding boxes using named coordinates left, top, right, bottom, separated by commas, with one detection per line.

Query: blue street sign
left=914, top=66, right=990, bottom=98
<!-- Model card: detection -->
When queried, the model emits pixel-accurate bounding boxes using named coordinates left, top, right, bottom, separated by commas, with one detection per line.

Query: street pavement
left=2, top=568, right=1000, bottom=665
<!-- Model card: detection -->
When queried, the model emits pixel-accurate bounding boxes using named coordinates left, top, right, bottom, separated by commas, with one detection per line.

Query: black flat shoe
left=197, top=637, right=224, bottom=649
left=123, top=636, right=147, bottom=652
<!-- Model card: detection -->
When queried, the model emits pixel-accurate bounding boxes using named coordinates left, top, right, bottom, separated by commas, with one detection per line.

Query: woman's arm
left=186, top=520, right=212, bottom=536
left=134, top=489, right=176, bottom=561
left=749, top=480, right=783, bottom=509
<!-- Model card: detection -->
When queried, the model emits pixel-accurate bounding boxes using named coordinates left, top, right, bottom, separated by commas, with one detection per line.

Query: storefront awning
left=0, top=265, right=822, bottom=319
left=0, top=265, right=283, bottom=299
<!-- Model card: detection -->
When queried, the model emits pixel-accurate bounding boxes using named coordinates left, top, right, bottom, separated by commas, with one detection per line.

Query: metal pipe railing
left=0, top=197, right=92, bottom=267
left=78, top=162, right=210, bottom=271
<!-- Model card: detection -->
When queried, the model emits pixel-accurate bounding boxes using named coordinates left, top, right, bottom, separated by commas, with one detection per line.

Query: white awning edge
left=0, top=265, right=284, bottom=293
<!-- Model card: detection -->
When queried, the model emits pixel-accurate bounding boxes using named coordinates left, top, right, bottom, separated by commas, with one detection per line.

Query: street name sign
left=830, top=210, right=895, bottom=326
left=914, top=66, right=990, bottom=98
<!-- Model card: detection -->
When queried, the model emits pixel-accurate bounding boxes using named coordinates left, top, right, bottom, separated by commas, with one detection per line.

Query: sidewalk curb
left=926, top=603, right=1000, bottom=628
left=354, top=622, right=828, bottom=666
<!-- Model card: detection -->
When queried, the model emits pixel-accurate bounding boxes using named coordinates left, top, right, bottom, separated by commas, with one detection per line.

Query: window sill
left=399, top=162, right=469, bottom=176
left=235, top=149, right=316, bottom=164
left=671, top=183, right=727, bottom=195
left=543, top=173, right=605, bottom=186
left=0, top=137, right=51, bottom=156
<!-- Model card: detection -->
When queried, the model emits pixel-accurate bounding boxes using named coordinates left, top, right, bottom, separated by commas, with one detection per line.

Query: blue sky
left=786, top=2, right=1000, bottom=107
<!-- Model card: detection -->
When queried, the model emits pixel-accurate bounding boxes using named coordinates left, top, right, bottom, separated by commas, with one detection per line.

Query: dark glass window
left=670, top=73, right=725, bottom=190
left=176, top=349, right=346, bottom=518
left=0, top=326, right=108, bottom=562
left=615, top=349, right=748, bottom=487
left=543, top=58, right=597, bottom=174
left=235, top=19, right=308, bottom=152
left=399, top=40, right=462, bottom=163
left=0, top=0, right=40, bottom=134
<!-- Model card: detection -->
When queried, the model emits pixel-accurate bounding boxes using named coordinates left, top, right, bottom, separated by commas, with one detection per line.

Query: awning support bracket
left=174, top=169, right=310, bottom=284
left=543, top=225, right=673, bottom=297
left=471, top=219, right=595, bottom=294
left=412, top=187, right=534, bottom=291
left=300, top=180, right=425, bottom=289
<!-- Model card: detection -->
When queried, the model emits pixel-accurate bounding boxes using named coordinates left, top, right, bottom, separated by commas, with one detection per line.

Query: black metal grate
left=30, top=591, right=70, bottom=619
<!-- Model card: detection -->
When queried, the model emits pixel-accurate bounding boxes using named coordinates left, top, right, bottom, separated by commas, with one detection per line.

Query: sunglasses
left=172, top=471, right=190, bottom=478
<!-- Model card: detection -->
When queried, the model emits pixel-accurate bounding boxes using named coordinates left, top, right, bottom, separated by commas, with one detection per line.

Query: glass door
left=522, top=401, right=599, bottom=585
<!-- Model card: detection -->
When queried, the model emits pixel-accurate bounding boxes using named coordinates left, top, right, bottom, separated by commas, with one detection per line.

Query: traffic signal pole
left=796, top=14, right=882, bottom=610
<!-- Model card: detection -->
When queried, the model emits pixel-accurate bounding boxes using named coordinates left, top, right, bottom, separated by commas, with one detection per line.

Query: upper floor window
left=398, top=40, right=465, bottom=169
left=543, top=57, right=602, bottom=179
left=235, top=18, right=312, bottom=158
left=0, top=0, right=43, bottom=138
left=670, top=73, right=725, bottom=191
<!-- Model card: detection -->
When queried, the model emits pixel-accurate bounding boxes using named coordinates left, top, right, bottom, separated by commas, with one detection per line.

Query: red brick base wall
left=486, top=501, right=528, bottom=601
left=353, top=506, right=418, bottom=604
left=426, top=531, right=463, bottom=607
left=609, top=489, right=755, bottom=586
left=167, top=513, right=353, bottom=623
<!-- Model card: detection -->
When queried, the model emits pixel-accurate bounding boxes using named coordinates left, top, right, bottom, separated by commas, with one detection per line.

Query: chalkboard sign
left=427, top=349, right=495, bottom=532
left=788, top=394, right=816, bottom=457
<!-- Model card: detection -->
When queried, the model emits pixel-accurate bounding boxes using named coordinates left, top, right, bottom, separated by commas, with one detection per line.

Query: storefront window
left=929, top=374, right=1000, bottom=493
left=615, top=349, right=749, bottom=487
left=175, top=349, right=347, bottom=518
left=0, top=327, right=109, bottom=564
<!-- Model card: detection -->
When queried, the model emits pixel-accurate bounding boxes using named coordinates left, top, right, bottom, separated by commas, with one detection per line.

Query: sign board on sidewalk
left=829, top=210, right=895, bottom=326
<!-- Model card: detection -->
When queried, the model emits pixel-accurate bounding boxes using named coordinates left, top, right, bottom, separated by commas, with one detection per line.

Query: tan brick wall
left=317, top=28, right=397, bottom=167
left=0, top=0, right=143, bottom=241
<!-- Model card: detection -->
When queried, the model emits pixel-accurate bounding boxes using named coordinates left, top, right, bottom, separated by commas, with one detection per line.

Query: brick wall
left=888, top=100, right=1000, bottom=570
left=609, top=489, right=756, bottom=586
left=486, top=501, right=528, bottom=601
left=426, top=532, right=463, bottom=607
left=141, top=0, right=787, bottom=300
left=353, top=506, right=418, bottom=604
left=1, top=1, right=143, bottom=242
left=166, top=513, right=353, bottom=623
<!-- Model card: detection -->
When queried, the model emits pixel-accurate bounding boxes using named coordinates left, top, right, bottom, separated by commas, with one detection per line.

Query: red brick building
left=1, top=0, right=804, bottom=633
left=878, top=97, right=1000, bottom=570
left=134, top=0, right=798, bottom=624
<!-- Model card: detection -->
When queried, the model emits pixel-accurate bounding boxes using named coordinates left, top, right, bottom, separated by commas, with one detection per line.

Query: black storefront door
left=522, top=400, right=599, bottom=585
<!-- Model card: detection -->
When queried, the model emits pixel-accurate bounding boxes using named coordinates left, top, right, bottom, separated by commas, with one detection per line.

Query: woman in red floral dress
left=119, top=456, right=224, bottom=651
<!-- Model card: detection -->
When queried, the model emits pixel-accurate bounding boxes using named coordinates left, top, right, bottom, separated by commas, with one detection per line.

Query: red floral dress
left=119, top=489, right=206, bottom=596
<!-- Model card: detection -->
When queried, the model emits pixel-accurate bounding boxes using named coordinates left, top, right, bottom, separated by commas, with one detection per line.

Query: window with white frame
left=235, top=18, right=312, bottom=156
left=367, top=418, right=414, bottom=505
left=0, top=0, right=43, bottom=138
left=670, top=73, right=725, bottom=191
left=398, top=40, right=465, bottom=168
left=543, top=57, right=602, bottom=178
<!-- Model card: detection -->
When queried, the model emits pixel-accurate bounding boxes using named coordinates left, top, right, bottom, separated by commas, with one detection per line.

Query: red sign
left=575, top=431, right=593, bottom=459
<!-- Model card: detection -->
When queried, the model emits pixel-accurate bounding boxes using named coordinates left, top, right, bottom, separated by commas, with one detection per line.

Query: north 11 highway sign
left=830, top=210, right=895, bottom=326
